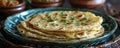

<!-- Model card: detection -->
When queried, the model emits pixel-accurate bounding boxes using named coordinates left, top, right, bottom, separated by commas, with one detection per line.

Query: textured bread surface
left=17, top=11, right=104, bottom=43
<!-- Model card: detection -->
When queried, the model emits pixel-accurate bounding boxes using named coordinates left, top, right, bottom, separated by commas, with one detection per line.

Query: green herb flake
left=65, top=19, right=70, bottom=23
left=43, top=18, right=48, bottom=20
left=71, top=15, right=75, bottom=20
left=44, top=16, right=53, bottom=21
left=51, top=17, right=57, bottom=21
left=59, top=12, right=66, bottom=16
left=50, top=23, right=58, bottom=26
left=75, top=22, right=81, bottom=26
left=80, top=17, right=88, bottom=21
left=50, top=23, right=55, bottom=26
left=86, top=20, right=90, bottom=22
left=61, top=19, right=65, bottom=22
left=83, top=17, right=87, bottom=20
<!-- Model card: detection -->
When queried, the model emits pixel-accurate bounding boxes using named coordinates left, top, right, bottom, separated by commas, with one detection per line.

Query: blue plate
left=3, top=8, right=118, bottom=47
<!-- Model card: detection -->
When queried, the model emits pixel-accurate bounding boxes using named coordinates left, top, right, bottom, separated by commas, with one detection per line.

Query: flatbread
left=17, top=11, right=104, bottom=43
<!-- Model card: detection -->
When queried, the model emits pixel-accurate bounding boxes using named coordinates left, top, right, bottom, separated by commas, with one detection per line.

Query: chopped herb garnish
left=61, top=19, right=66, bottom=22
left=86, top=20, right=90, bottom=22
left=65, top=19, right=70, bottom=23
left=50, top=23, right=58, bottom=26
left=59, top=12, right=66, bottom=16
left=80, top=17, right=88, bottom=21
left=75, top=22, right=81, bottom=26
left=71, top=16, right=75, bottom=20
left=43, top=18, right=49, bottom=20
left=43, top=17, right=52, bottom=21
left=50, top=23, right=55, bottom=26
left=51, top=17, right=57, bottom=21
left=82, top=17, right=87, bottom=20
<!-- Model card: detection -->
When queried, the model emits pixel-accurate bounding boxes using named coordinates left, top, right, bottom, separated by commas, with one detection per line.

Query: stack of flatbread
left=17, top=11, right=104, bottom=43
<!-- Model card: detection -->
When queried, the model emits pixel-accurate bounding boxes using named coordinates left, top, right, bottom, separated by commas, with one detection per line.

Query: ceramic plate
left=3, top=8, right=118, bottom=47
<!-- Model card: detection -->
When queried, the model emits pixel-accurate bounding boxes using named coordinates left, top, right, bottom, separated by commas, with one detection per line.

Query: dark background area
left=1, top=0, right=119, bottom=21
left=107, top=0, right=120, bottom=10
left=62, top=0, right=120, bottom=10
